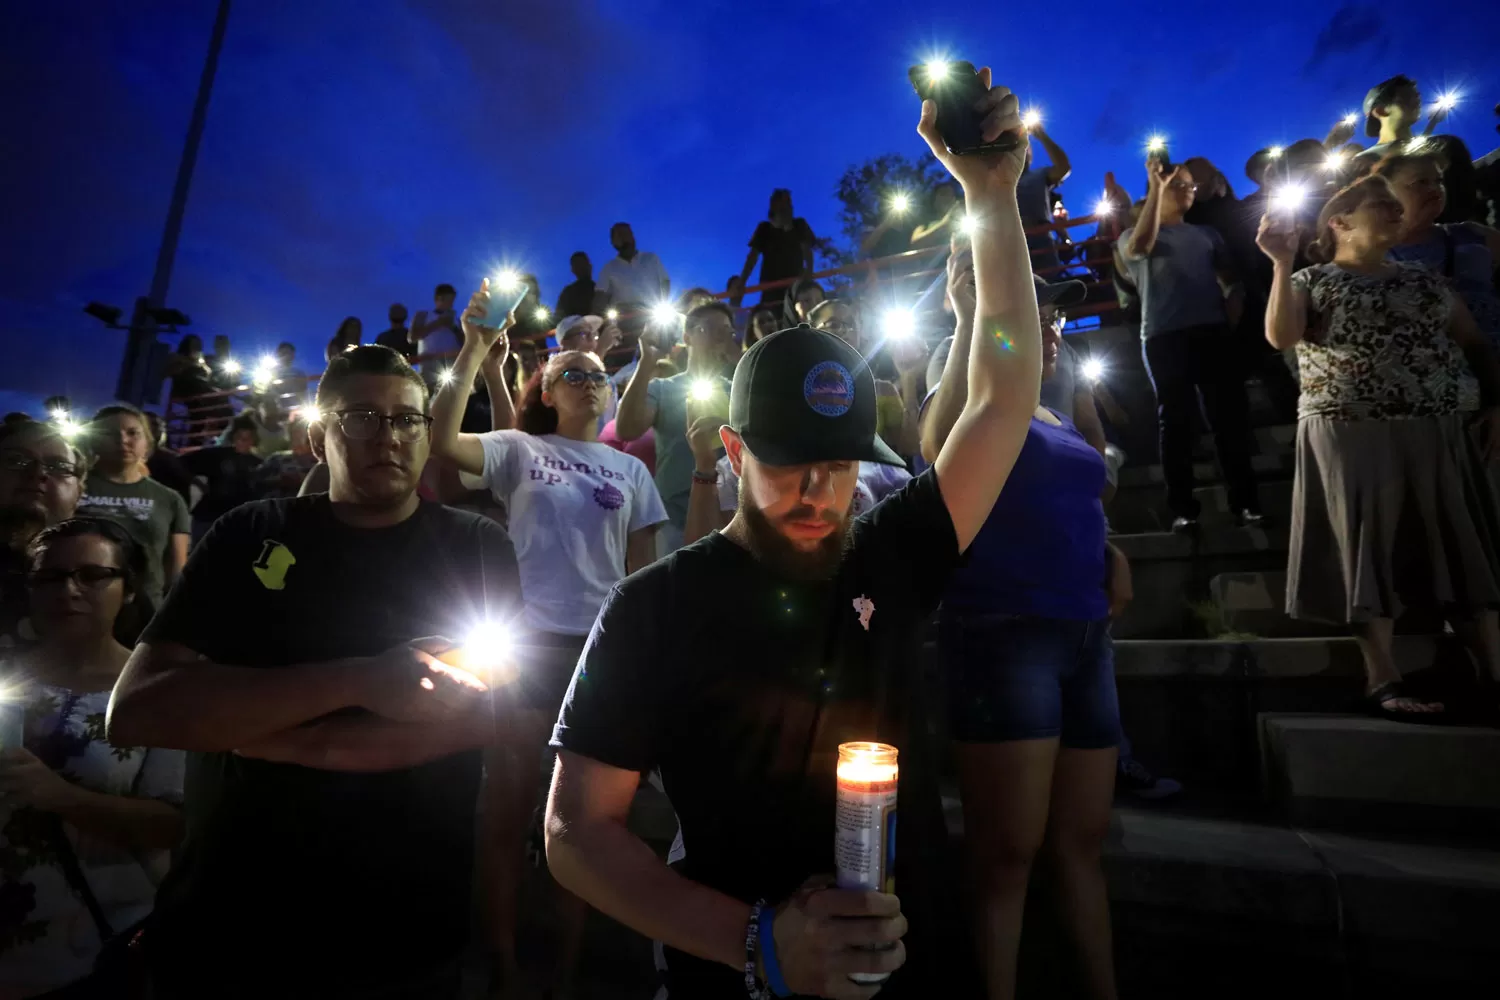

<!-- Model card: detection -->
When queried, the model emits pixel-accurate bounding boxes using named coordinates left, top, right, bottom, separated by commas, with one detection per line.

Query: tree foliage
left=821, top=151, right=949, bottom=267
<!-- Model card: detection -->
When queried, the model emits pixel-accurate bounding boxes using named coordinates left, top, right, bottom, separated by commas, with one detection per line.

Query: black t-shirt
left=141, top=496, right=520, bottom=996
left=750, top=218, right=816, bottom=287
left=555, top=278, right=597, bottom=320
left=180, top=446, right=263, bottom=523
left=552, top=469, right=959, bottom=996
left=374, top=326, right=416, bottom=360
left=147, top=449, right=195, bottom=508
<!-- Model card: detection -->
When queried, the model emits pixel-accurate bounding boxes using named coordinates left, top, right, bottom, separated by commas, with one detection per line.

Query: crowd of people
left=0, top=62, right=1498, bottom=1000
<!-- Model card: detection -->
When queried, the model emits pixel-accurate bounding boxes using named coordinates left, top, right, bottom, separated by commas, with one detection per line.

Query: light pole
left=109, top=0, right=231, bottom=405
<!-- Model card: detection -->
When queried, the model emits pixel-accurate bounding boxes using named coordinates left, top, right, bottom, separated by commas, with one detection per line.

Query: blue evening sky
left=2, top=0, right=1497, bottom=415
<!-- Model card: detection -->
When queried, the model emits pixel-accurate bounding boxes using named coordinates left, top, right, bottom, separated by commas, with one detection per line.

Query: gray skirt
left=1286, top=414, right=1500, bottom=623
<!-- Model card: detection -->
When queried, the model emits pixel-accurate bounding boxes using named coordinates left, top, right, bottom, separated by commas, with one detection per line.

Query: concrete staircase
left=1091, top=352, right=1500, bottom=994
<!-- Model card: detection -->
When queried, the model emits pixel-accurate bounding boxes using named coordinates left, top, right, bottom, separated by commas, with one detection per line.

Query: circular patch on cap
left=803, top=360, right=855, bottom=417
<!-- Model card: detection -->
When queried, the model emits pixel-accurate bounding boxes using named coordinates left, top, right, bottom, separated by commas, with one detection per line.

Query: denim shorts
left=938, top=613, right=1122, bottom=748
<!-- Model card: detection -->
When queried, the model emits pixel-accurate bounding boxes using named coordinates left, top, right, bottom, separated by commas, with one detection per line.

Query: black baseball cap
left=729, top=324, right=904, bottom=468
left=1363, top=75, right=1416, bottom=138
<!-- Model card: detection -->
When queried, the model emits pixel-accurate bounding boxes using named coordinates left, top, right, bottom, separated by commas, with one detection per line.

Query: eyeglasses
left=1167, top=181, right=1199, bottom=193
left=0, top=453, right=81, bottom=480
left=1039, top=309, right=1067, bottom=330
left=555, top=369, right=609, bottom=388
left=330, top=410, right=432, bottom=442
left=816, top=321, right=858, bottom=338
left=28, top=565, right=126, bottom=589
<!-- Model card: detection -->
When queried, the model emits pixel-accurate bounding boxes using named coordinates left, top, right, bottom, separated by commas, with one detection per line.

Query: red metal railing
left=162, top=213, right=1121, bottom=448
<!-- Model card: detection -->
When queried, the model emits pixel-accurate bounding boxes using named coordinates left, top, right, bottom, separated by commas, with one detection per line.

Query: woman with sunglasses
left=433, top=285, right=668, bottom=996
left=0, top=518, right=183, bottom=997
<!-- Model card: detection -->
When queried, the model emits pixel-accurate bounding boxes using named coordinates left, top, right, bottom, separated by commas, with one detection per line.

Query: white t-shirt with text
left=477, top=431, right=667, bottom=634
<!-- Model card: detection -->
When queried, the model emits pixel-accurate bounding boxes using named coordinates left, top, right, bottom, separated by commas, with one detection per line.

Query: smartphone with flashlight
left=1148, top=143, right=1173, bottom=172
left=908, top=60, right=1021, bottom=156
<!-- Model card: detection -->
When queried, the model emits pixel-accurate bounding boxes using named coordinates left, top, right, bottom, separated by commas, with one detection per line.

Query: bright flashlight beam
left=49, top=408, right=68, bottom=422
left=925, top=59, right=950, bottom=82
left=493, top=270, right=521, bottom=292
left=883, top=309, right=917, bottom=341
left=651, top=302, right=679, bottom=326
left=959, top=214, right=979, bottom=235
left=533, top=307, right=551, bottom=323
left=57, top=419, right=83, bottom=439
left=689, top=379, right=717, bottom=403
left=1271, top=184, right=1308, bottom=214
left=221, top=359, right=241, bottom=375
left=890, top=192, right=910, bottom=214
left=1267, top=145, right=1284, bottom=159
left=605, top=308, right=619, bottom=322
left=1434, top=92, right=1459, bottom=113
left=1324, top=151, right=1348, bottom=172
left=296, top=405, right=321, bottom=425
left=1147, top=135, right=1167, bottom=153
left=1341, top=113, right=1359, bottom=127
left=1081, top=358, right=1105, bottom=383
left=1093, top=197, right=1114, bottom=218
left=1023, top=109, right=1042, bottom=129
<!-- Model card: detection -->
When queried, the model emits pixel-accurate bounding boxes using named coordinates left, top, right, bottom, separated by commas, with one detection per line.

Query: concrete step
left=1106, top=808, right=1500, bottom=997
left=1260, top=713, right=1500, bottom=838
left=1111, top=525, right=1289, bottom=638
left=1207, top=569, right=1341, bottom=638
left=1116, top=449, right=1294, bottom=490
left=1111, top=478, right=1295, bottom=534
left=1113, top=636, right=1474, bottom=792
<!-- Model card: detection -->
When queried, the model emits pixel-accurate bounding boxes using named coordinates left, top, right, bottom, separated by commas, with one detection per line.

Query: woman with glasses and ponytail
left=0, top=518, right=184, bottom=997
left=431, top=283, right=668, bottom=996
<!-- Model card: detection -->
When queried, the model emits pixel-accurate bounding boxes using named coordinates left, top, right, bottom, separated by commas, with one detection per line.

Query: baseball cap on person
left=555, top=315, right=604, bottom=345
left=729, top=325, right=904, bottom=469
left=1363, top=75, right=1416, bottom=138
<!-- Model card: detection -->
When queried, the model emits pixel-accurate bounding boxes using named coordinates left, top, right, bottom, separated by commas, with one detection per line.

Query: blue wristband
left=757, top=904, right=791, bottom=997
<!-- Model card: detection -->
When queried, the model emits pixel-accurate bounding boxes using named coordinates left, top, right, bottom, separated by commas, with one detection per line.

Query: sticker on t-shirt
left=593, top=482, right=625, bottom=510
left=252, top=539, right=296, bottom=591
left=804, top=361, right=855, bottom=417
left=852, top=595, right=875, bottom=631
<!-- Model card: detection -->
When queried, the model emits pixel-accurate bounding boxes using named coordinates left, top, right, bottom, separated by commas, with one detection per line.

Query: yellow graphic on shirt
left=252, top=540, right=296, bottom=591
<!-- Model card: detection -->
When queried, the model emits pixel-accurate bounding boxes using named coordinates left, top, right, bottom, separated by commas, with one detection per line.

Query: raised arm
left=613, top=341, right=662, bottom=442
left=1029, top=123, right=1072, bottom=186
left=738, top=242, right=760, bottom=290
left=431, top=281, right=513, bottom=476
left=916, top=70, right=1044, bottom=552
left=1124, top=159, right=1171, bottom=259
left=1256, top=214, right=1307, bottom=349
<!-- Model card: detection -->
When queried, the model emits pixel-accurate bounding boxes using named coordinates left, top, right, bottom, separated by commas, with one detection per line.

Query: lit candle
left=836, top=741, right=899, bottom=984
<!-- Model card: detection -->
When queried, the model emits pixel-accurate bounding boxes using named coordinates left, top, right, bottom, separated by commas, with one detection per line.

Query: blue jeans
left=939, top=613, right=1122, bottom=748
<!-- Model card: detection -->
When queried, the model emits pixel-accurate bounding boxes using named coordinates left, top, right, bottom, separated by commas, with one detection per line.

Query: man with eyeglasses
left=108, top=344, right=522, bottom=999
left=0, top=420, right=86, bottom=650
left=1117, top=156, right=1263, bottom=531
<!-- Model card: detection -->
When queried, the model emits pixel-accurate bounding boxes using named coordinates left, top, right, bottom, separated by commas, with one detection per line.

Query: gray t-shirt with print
left=1116, top=223, right=1232, bottom=338
left=77, top=474, right=192, bottom=605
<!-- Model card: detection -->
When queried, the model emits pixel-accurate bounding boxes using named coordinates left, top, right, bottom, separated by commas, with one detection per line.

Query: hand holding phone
left=908, top=60, right=1021, bottom=156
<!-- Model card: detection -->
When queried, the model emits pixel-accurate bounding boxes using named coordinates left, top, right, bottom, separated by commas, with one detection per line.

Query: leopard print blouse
left=1290, top=262, right=1463, bottom=421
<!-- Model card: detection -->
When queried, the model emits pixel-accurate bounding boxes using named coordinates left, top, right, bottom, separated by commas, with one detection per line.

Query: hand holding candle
left=765, top=876, right=907, bottom=999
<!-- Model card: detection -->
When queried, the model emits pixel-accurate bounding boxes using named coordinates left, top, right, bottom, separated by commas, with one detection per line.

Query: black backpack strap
left=44, top=814, right=114, bottom=943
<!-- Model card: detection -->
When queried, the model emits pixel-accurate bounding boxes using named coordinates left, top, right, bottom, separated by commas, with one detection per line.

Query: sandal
left=1366, top=680, right=1447, bottom=723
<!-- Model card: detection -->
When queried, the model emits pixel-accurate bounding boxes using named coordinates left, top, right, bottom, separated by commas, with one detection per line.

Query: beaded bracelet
left=744, top=899, right=772, bottom=999
left=692, top=470, right=719, bottom=486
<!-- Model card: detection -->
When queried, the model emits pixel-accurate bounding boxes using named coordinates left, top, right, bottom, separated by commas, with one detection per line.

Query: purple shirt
left=944, top=410, right=1109, bottom=619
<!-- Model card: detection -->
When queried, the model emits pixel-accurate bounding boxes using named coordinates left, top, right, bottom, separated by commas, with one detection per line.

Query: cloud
left=1303, top=5, right=1389, bottom=75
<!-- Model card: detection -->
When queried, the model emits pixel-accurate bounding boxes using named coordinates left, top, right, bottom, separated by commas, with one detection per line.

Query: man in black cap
left=544, top=67, right=1042, bottom=999
left=1353, top=74, right=1480, bottom=223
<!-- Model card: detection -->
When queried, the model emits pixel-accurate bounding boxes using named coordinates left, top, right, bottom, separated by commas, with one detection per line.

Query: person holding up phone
left=612, top=302, right=736, bottom=557
left=544, top=63, right=1044, bottom=1000
left=1116, top=155, right=1262, bottom=532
